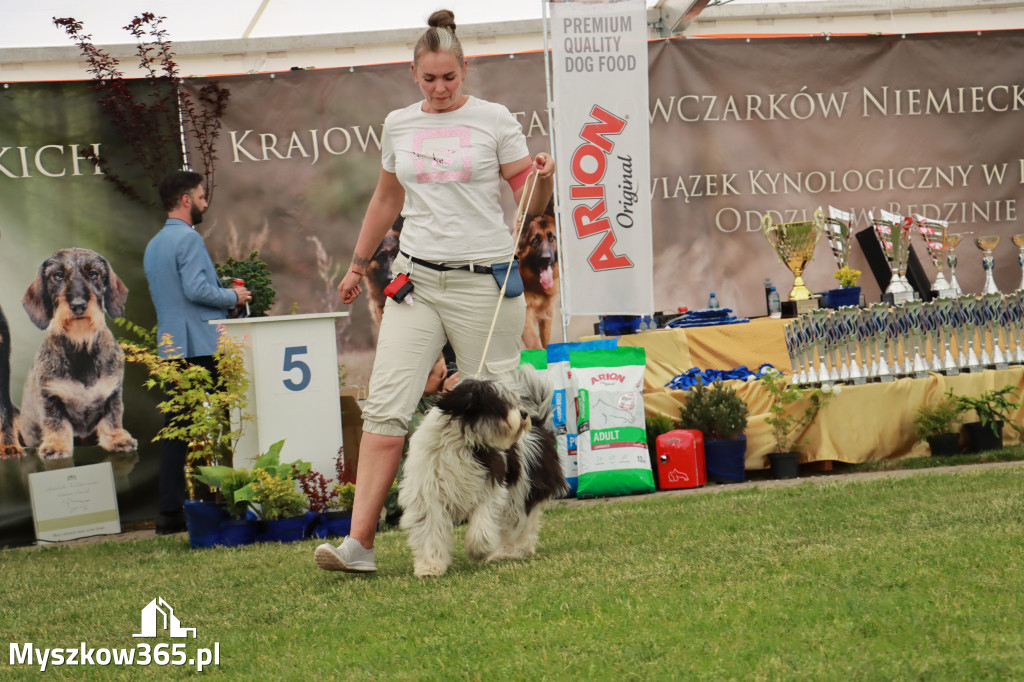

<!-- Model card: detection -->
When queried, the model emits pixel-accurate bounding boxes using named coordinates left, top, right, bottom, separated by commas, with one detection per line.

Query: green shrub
left=677, top=380, right=749, bottom=441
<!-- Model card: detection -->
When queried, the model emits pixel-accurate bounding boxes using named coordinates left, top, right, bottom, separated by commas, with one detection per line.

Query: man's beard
left=191, top=204, right=204, bottom=226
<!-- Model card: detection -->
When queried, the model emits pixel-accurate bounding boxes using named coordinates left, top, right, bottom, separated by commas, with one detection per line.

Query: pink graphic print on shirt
left=412, top=127, right=473, bottom=184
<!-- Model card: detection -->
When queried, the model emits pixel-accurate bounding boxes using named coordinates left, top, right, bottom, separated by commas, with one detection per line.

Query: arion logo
left=133, top=598, right=196, bottom=639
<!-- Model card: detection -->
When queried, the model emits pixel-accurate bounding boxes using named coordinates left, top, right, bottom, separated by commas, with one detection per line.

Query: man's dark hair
left=158, top=170, right=204, bottom=212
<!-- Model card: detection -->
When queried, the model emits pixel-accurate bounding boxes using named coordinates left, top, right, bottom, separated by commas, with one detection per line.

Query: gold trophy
left=762, top=208, right=824, bottom=313
left=975, top=235, right=1001, bottom=295
left=1012, top=234, right=1024, bottom=292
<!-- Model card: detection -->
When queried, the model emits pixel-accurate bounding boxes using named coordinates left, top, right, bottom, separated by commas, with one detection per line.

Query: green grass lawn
left=3, top=464, right=1024, bottom=680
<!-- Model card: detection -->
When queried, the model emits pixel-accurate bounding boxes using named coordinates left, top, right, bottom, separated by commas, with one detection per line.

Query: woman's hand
left=338, top=268, right=364, bottom=304
left=533, top=152, right=555, bottom=179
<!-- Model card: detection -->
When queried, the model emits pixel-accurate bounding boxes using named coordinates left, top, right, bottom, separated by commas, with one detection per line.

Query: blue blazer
left=144, top=218, right=238, bottom=358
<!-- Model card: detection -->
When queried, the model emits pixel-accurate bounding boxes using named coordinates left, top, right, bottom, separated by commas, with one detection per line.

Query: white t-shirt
left=381, top=96, right=530, bottom=263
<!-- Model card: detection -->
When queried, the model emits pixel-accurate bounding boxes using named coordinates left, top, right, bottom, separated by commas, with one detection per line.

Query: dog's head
left=22, top=248, right=128, bottom=339
left=517, top=213, right=559, bottom=291
left=433, top=377, right=530, bottom=451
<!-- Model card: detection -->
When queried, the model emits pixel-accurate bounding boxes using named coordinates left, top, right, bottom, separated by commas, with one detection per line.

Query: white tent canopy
left=1, top=1, right=1021, bottom=81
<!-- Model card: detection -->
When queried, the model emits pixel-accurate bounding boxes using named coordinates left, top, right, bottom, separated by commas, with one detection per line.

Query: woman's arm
left=338, top=168, right=405, bottom=304
left=502, top=153, right=555, bottom=217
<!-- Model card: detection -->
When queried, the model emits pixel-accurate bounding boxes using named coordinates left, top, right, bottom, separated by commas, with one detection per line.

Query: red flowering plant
left=294, top=449, right=355, bottom=514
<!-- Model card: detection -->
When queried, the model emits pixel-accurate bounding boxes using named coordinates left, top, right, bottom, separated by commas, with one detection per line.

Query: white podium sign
left=214, top=313, right=348, bottom=478
left=29, top=462, right=121, bottom=542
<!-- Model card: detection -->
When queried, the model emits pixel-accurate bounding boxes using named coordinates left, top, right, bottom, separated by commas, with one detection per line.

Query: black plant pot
left=926, top=432, right=961, bottom=457
left=963, top=421, right=1003, bottom=453
left=768, top=451, right=800, bottom=479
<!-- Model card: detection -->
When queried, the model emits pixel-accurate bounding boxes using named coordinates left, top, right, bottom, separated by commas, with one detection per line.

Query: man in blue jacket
left=145, top=170, right=251, bottom=534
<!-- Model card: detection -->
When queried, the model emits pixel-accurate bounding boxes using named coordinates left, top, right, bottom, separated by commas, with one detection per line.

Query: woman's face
left=413, top=50, right=467, bottom=114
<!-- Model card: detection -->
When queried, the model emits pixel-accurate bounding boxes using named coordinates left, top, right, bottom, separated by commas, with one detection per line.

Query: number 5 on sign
left=282, top=346, right=311, bottom=391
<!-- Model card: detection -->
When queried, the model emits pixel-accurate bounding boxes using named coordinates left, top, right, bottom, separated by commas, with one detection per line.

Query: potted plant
left=677, top=380, right=749, bottom=483
left=759, top=367, right=834, bottom=479
left=297, top=460, right=356, bottom=539
left=954, top=385, right=1022, bottom=453
left=826, top=266, right=862, bottom=308
left=912, top=391, right=964, bottom=457
left=216, top=251, right=276, bottom=317
left=121, top=328, right=252, bottom=548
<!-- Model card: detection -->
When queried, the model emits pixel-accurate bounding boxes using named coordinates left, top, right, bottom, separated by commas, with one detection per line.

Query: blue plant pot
left=824, top=286, right=861, bottom=309
left=183, top=500, right=231, bottom=550
left=218, top=518, right=260, bottom=547
left=310, top=511, right=353, bottom=539
left=704, top=435, right=747, bottom=484
left=256, top=516, right=309, bottom=544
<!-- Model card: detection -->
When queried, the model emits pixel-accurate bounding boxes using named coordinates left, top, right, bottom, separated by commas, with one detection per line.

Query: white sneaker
left=314, top=536, right=376, bottom=573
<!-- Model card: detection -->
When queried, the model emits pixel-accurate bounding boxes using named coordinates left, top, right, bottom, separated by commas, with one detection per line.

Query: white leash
left=474, top=169, right=539, bottom=378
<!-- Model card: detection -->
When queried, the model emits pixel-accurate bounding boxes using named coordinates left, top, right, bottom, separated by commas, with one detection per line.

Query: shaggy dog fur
left=517, top=212, right=560, bottom=350
left=398, top=365, right=567, bottom=577
left=20, top=248, right=137, bottom=459
left=0, top=305, right=22, bottom=459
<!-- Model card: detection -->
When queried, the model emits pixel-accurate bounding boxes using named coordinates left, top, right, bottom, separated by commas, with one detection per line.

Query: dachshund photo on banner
left=19, top=248, right=137, bottom=459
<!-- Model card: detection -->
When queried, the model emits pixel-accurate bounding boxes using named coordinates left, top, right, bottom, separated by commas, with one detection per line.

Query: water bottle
left=764, top=277, right=773, bottom=315
left=768, top=286, right=781, bottom=319
left=707, top=292, right=720, bottom=309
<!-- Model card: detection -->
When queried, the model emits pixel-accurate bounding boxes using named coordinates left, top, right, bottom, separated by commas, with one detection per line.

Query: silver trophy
left=904, top=300, right=930, bottom=379
left=872, top=209, right=915, bottom=303
left=892, top=305, right=913, bottom=377
left=975, top=235, right=1001, bottom=296
left=983, top=293, right=1009, bottom=370
left=945, top=232, right=968, bottom=297
left=959, top=295, right=984, bottom=372
left=1007, top=292, right=1024, bottom=364
left=921, top=301, right=943, bottom=373
left=869, top=303, right=893, bottom=381
left=913, top=214, right=955, bottom=297
left=933, top=297, right=959, bottom=375
left=858, top=308, right=878, bottom=379
left=796, top=314, right=818, bottom=385
left=1013, top=235, right=1024, bottom=292
left=972, top=295, right=993, bottom=368
left=838, top=305, right=866, bottom=384
left=783, top=322, right=805, bottom=385
left=810, top=308, right=835, bottom=385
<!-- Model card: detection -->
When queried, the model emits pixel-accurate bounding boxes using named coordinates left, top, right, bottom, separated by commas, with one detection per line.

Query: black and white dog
left=398, top=365, right=567, bottom=577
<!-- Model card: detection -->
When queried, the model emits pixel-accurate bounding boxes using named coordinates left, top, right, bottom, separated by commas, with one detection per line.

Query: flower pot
left=768, top=451, right=800, bottom=479
left=311, top=510, right=353, bottom=539
left=219, top=518, right=260, bottom=547
left=926, top=432, right=961, bottom=457
left=704, top=434, right=746, bottom=484
left=824, top=286, right=861, bottom=309
left=963, top=421, right=1003, bottom=453
left=183, top=500, right=231, bottom=550
left=256, top=515, right=309, bottom=543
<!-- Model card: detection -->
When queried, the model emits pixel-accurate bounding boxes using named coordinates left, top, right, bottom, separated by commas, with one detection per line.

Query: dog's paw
left=0, top=442, right=25, bottom=460
left=413, top=562, right=448, bottom=578
left=39, top=443, right=73, bottom=460
left=99, top=429, right=138, bottom=453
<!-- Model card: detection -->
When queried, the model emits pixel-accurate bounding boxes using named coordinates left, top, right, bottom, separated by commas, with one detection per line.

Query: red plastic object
left=654, top=429, right=706, bottom=489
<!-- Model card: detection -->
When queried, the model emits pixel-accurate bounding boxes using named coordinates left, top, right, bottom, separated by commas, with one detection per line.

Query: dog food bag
left=571, top=346, right=654, bottom=498
left=547, top=340, right=618, bottom=497
left=519, top=349, right=548, bottom=371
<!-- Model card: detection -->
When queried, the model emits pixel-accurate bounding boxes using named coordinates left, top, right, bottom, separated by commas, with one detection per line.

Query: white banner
left=548, top=0, right=654, bottom=316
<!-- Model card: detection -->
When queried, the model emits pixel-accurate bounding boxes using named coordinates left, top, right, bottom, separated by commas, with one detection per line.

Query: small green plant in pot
left=759, top=367, right=833, bottom=479
left=954, top=384, right=1022, bottom=453
left=678, top=380, right=749, bottom=483
left=913, top=391, right=964, bottom=457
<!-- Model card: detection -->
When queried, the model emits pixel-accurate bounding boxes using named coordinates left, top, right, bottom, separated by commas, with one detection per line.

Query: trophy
left=933, top=297, right=959, bottom=375
left=869, top=303, right=893, bottom=381
left=871, top=209, right=915, bottom=303
left=975, top=235, right=1001, bottom=295
left=1007, top=292, right=1024, bottom=364
left=891, top=305, right=912, bottom=377
left=921, top=301, right=943, bottom=373
left=858, top=308, right=879, bottom=379
left=825, top=205, right=855, bottom=270
left=959, top=295, right=984, bottom=372
left=983, top=293, right=1009, bottom=370
left=762, top=209, right=824, bottom=312
left=838, top=306, right=866, bottom=384
left=810, top=308, right=835, bottom=385
left=904, top=300, right=930, bottom=379
left=783, top=322, right=805, bottom=385
left=945, top=232, right=967, bottom=297
left=913, top=215, right=955, bottom=297
left=1013, top=234, right=1024, bottom=292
